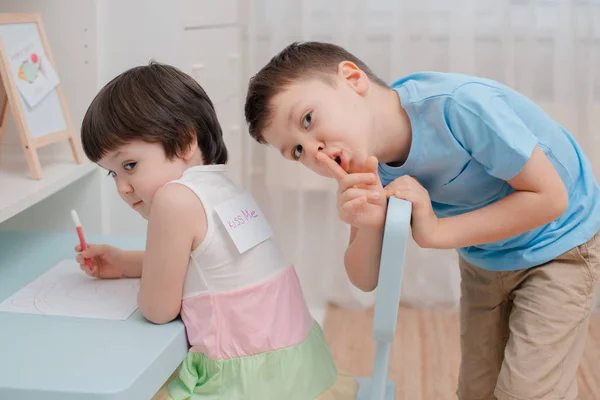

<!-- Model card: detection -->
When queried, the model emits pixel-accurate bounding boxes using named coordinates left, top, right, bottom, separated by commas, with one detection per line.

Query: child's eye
left=302, top=112, right=312, bottom=129
left=292, top=145, right=303, bottom=160
left=123, top=162, right=137, bottom=171
left=107, top=170, right=116, bottom=178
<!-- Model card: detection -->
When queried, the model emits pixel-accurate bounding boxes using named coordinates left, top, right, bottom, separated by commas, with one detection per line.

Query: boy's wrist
left=411, top=211, right=445, bottom=249
left=352, top=220, right=385, bottom=234
left=353, top=207, right=387, bottom=231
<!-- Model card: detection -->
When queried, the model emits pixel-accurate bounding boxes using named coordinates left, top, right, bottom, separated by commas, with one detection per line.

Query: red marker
left=71, top=210, right=93, bottom=270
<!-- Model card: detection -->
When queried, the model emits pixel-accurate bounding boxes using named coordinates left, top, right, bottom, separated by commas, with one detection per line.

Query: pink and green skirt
left=167, top=322, right=339, bottom=399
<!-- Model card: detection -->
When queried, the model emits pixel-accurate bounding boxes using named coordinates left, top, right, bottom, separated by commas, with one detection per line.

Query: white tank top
left=167, top=164, right=313, bottom=361
left=169, top=164, right=289, bottom=297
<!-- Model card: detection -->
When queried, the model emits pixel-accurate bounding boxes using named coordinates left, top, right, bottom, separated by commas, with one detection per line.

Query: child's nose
left=116, top=179, right=133, bottom=196
left=306, top=143, right=324, bottom=159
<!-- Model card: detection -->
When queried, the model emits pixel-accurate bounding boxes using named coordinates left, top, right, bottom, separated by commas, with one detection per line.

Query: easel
left=0, top=13, right=82, bottom=180
left=0, top=76, right=9, bottom=150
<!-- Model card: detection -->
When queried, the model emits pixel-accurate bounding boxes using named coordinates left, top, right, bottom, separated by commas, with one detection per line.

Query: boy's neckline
left=378, top=86, right=419, bottom=174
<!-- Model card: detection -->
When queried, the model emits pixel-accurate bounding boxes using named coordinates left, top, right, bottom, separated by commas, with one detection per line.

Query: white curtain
left=241, top=0, right=600, bottom=311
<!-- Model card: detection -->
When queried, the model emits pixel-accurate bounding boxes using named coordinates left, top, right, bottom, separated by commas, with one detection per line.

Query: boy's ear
left=337, top=61, right=369, bottom=95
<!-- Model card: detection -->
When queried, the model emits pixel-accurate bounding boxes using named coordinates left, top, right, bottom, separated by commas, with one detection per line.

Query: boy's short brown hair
left=244, top=41, right=387, bottom=144
left=81, top=61, right=227, bottom=165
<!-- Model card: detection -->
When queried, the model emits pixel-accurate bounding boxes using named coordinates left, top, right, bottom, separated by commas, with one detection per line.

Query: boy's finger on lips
left=316, top=152, right=347, bottom=180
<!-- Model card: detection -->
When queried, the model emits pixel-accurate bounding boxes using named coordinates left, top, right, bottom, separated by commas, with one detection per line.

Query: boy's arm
left=137, top=183, right=205, bottom=324
left=314, top=153, right=388, bottom=292
left=403, top=85, right=569, bottom=250
left=433, top=145, right=568, bottom=249
left=344, top=225, right=384, bottom=292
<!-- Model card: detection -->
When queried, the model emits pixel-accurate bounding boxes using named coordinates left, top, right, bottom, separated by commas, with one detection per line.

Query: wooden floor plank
left=323, top=305, right=600, bottom=400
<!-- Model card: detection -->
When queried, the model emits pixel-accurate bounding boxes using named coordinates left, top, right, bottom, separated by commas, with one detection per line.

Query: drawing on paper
left=0, top=259, right=140, bottom=320
left=18, top=52, right=41, bottom=83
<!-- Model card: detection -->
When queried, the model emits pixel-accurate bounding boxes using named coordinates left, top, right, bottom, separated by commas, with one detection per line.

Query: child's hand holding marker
left=71, top=209, right=124, bottom=279
left=74, top=243, right=125, bottom=279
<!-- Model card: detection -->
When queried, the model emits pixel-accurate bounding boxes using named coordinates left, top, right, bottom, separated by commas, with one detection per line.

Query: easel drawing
left=0, top=13, right=82, bottom=180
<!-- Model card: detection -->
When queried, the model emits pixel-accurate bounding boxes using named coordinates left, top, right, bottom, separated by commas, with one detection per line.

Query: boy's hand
left=316, top=153, right=387, bottom=230
left=74, top=244, right=125, bottom=279
left=384, top=176, right=440, bottom=248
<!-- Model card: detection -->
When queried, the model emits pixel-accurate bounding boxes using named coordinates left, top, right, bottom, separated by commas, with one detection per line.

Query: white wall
left=0, top=0, right=98, bottom=149
left=0, top=0, right=102, bottom=234
left=0, top=0, right=195, bottom=236
left=1, top=0, right=244, bottom=238
left=96, top=0, right=245, bottom=236
left=96, top=0, right=186, bottom=86
left=95, top=0, right=191, bottom=236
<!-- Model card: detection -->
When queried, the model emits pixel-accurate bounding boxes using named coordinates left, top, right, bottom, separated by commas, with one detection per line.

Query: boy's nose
left=306, top=143, right=324, bottom=158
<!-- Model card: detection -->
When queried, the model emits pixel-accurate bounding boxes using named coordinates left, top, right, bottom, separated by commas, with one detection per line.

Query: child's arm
left=387, top=86, right=570, bottom=249
left=344, top=225, right=385, bottom=292
left=315, top=153, right=387, bottom=292
left=388, top=146, right=567, bottom=249
left=433, top=146, right=567, bottom=248
left=76, top=245, right=144, bottom=278
left=137, top=183, right=206, bottom=324
left=118, top=251, right=145, bottom=277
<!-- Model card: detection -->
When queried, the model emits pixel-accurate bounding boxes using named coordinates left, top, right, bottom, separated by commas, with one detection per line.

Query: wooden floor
left=322, top=305, right=600, bottom=400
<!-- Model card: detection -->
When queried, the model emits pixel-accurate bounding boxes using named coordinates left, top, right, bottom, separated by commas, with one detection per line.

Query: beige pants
left=457, top=231, right=600, bottom=400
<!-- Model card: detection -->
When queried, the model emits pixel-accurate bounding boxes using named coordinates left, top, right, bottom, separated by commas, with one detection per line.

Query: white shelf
left=0, top=147, right=98, bottom=224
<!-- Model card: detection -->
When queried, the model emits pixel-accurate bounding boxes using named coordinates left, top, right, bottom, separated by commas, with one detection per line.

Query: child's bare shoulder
left=154, top=183, right=205, bottom=211
left=149, top=183, right=208, bottom=249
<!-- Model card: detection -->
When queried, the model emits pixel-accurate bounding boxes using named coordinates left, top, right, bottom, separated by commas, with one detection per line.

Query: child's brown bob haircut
left=244, top=41, right=387, bottom=144
left=81, top=61, right=227, bottom=165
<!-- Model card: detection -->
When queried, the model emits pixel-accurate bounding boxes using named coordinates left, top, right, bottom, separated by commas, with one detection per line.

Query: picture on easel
left=12, top=35, right=59, bottom=109
left=0, top=13, right=82, bottom=180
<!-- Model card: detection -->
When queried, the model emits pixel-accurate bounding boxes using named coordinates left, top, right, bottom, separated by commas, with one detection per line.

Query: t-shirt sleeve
left=445, top=84, right=538, bottom=181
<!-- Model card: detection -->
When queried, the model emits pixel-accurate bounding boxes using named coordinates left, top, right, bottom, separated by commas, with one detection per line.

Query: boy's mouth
left=319, top=150, right=348, bottom=173
left=333, top=152, right=349, bottom=172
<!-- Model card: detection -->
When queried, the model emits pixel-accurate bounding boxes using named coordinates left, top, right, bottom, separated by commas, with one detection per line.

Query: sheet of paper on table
left=0, top=259, right=140, bottom=320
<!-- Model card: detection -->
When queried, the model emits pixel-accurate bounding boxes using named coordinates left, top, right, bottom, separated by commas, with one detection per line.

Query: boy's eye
left=292, top=145, right=303, bottom=160
left=302, top=112, right=312, bottom=129
left=123, top=162, right=137, bottom=171
left=107, top=170, right=116, bottom=178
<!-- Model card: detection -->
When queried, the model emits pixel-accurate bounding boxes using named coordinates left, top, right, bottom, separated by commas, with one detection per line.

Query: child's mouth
left=333, top=152, right=349, bottom=172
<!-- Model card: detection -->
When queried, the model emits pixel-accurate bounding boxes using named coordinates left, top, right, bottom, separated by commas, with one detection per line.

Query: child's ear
left=337, top=61, right=369, bottom=95
left=182, top=135, right=199, bottom=161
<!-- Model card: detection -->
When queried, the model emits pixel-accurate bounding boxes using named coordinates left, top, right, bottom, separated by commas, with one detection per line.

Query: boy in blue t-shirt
left=244, top=41, right=600, bottom=400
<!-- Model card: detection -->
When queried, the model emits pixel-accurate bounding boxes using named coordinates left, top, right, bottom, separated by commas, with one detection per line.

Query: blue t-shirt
left=379, top=72, right=600, bottom=271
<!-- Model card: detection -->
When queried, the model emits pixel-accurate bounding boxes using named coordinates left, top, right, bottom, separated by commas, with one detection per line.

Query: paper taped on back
left=214, top=191, right=274, bottom=253
left=0, top=259, right=140, bottom=320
